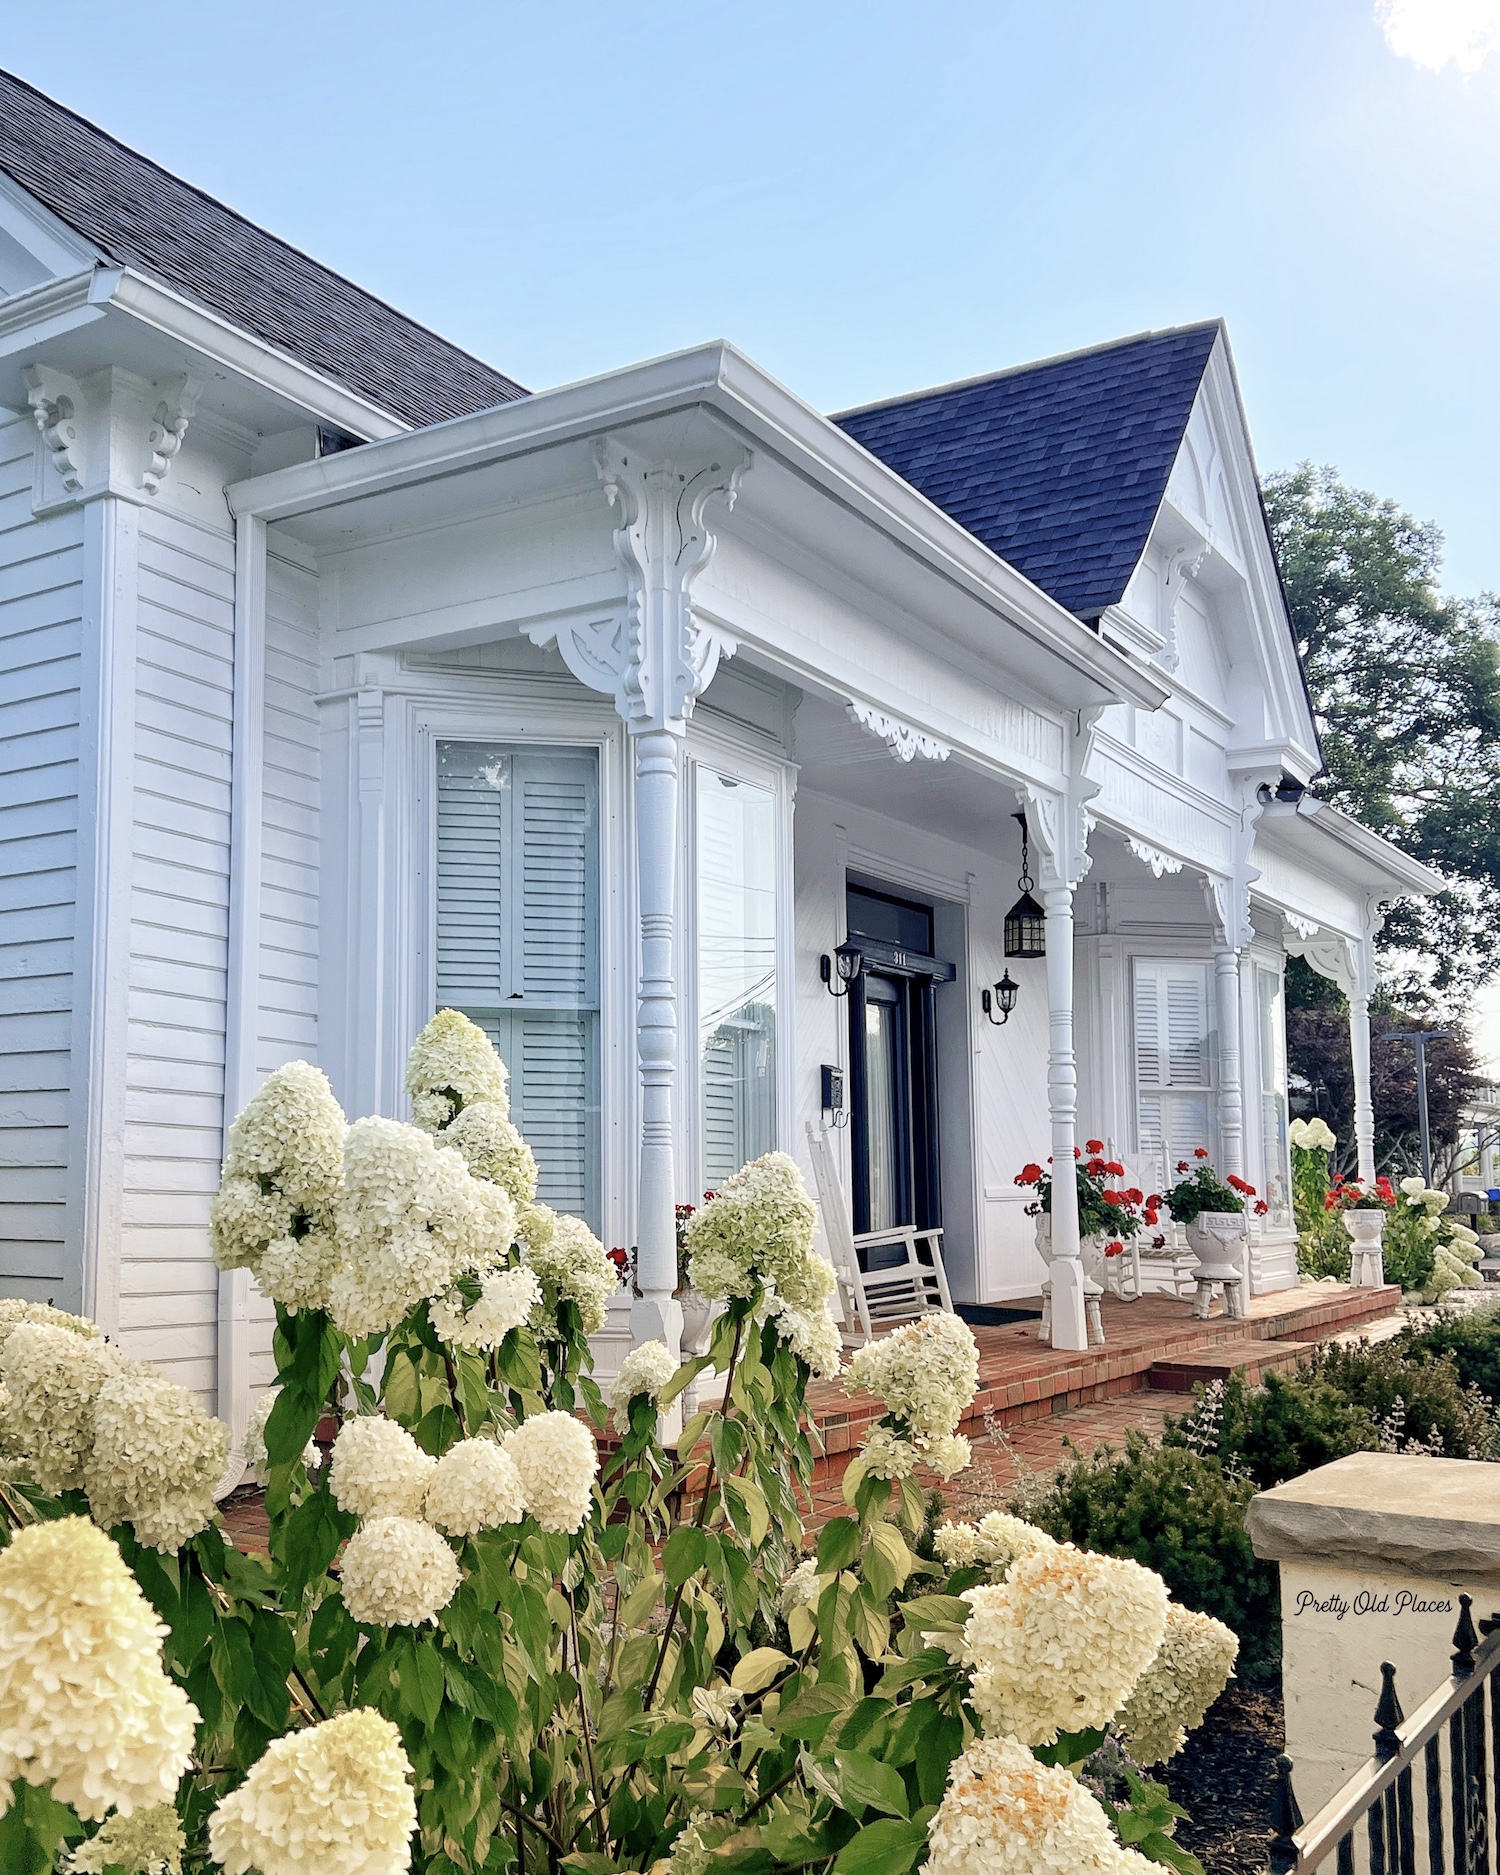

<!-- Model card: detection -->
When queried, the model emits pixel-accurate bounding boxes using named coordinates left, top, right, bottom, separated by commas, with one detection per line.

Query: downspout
left=214, top=510, right=268, bottom=1495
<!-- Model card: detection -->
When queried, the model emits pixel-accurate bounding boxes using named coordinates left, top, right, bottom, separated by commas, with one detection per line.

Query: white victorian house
left=0, top=72, right=1438, bottom=1447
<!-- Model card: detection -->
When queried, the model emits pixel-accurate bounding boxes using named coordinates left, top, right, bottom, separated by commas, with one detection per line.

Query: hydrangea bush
left=0, top=1009, right=1235, bottom=1874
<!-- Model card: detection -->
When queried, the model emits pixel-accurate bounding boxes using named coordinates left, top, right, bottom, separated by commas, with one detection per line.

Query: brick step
left=1147, top=1338, right=1312, bottom=1393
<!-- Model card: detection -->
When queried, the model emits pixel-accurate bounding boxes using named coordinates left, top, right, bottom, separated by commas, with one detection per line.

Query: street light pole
left=1379, top=1030, right=1453, bottom=1188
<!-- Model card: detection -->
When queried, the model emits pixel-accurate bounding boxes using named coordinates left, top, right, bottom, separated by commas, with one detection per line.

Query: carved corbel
left=22, top=364, right=87, bottom=492
left=1160, top=542, right=1208, bottom=673
left=530, top=436, right=751, bottom=735
left=846, top=700, right=950, bottom=763
left=141, top=371, right=203, bottom=494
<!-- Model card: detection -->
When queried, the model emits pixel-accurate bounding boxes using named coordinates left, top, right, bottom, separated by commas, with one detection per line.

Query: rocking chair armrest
left=853, top=1226, right=929, bottom=1249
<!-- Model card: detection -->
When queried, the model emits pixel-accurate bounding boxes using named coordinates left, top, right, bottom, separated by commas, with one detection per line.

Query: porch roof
left=835, top=324, right=1221, bottom=622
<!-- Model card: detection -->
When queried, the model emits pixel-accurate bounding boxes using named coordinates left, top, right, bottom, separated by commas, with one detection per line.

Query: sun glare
left=1378, top=0, right=1500, bottom=72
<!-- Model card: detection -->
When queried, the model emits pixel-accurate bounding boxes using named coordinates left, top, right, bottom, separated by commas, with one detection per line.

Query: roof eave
left=228, top=338, right=1172, bottom=713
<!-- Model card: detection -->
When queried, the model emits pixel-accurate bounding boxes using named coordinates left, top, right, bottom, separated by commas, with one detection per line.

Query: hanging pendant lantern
left=1004, top=812, right=1047, bottom=958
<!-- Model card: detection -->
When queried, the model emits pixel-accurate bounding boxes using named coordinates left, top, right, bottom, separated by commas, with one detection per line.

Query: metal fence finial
left=1373, top=1661, right=1404, bottom=1760
left=1452, top=1592, right=1478, bottom=1676
left=1269, top=1752, right=1303, bottom=1873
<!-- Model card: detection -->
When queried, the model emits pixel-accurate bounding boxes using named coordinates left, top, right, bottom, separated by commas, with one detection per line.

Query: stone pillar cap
left=1248, top=1453, right=1500, bottom=1582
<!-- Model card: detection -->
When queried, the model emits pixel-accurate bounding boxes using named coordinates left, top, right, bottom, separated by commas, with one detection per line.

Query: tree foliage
left=1264, top=463, right=1500, bottom=1001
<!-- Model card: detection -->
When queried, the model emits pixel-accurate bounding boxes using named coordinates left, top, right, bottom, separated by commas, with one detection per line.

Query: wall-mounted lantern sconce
left=819, top=947, right=863, bottom=997
left=981, top=971, right=1019, bottom=1026
left=1004, top=812, right=1047, bottom=958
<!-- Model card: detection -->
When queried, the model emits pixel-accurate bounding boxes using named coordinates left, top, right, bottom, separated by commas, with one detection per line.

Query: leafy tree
left=1264, top=464, right=1500, bottom=1001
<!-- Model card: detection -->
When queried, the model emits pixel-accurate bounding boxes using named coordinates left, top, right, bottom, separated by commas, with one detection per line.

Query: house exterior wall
left=0, top=407, right=84, bottom=1305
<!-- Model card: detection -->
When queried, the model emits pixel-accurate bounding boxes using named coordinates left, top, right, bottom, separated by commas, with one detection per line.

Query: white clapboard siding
left=119, top=506, right=234, bottom=1395
left=436, top=742, right=601, bottom=1227
left=1133, top=957, right=1214, bottom=1190
left=0, top=413, right=83, bottom=1303
left=248, top=541, right=322, bottom=1389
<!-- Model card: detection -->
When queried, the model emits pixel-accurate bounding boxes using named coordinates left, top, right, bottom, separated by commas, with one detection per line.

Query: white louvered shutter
left=435, top=743, right=600, bottom=1229
left=1132, top=959, right=1214, bottom=1189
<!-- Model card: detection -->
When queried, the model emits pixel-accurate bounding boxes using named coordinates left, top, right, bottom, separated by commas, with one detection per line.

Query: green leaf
left=875, top=1647, right=952, bottom=1695
left=0, top=1780, right=82, bottom=1874
left=833, top=1816, right=927, bottom=1875
left=618, top=1573, right=663, bottom=1629
left=1034, top=1726, right=1105, bottom=1769
left=861, top=1522, right=912, bottom=1601
left=731, top=1646, right=793, bottom=1694
left=277, top=1487, right=355, bottom=1600
left=406, top=1636, right=446, bottom=1728
left=816, top=1516, right=862, bottom=1573
left=834, top=1748, right=910, bottom=1818
left=894, top=1593, right=972, bottom=1630
left=657, top=1355, right=711, bottom=1409
left=721, top=1473, right=769, bottom=1546
left=662, top=1525, right=708, bottom=1586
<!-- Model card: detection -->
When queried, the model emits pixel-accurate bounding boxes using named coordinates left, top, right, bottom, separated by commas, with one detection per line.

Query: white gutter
left=0, top=266, right=410, bottom=443
left=226, top=340, right=1170, bottom=713
left=1259, top=795, right=1445, bottom=898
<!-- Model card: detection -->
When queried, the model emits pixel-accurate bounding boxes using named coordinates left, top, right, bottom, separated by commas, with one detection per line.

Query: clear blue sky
left=8, top=1, right=1498, bottom=593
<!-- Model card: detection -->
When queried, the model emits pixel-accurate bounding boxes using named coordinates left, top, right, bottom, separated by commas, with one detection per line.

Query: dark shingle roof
left=0, top=68, right=527, bottom=427
left=836, top=323, right=1221, bottom=619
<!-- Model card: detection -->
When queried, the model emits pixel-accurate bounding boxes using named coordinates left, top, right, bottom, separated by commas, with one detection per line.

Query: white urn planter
left=1032, top=1213, right=1106, bottom=1346
left=1342, top=1208, right=1386, bottom=1289
left=676, top=1289, right=715, bottom=1415
left=1183, top=1209, right=1247, bottom=1320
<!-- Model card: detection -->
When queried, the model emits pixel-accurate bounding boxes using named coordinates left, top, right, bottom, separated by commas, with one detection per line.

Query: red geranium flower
left=1194, top=1147, right=1210, bottom=1159
left=1086, top=1158, right=1107, bottom=1176
left=1104, top=1241, right=1125, bottom=1257
left=1226, top=1174, right=1254, bottom=1195
left=1176, top=1161, right=1190, bottom=1174
left=1324, top=1193, right=1339, bottom=1209
left=1073, top=1147, right=1082, bottom=1158
left=1085, top=1139, right=1105, bottom=1155
left=1254, top=1200, right=1269, bottom=1216
left=1101, top=1189, right=1124, bottom=1206
left=1105, top=1161, right=1125, bottom=1177
left=1124, top=1187, right=1144, bottom=1206
left=1017, top=1163, right=1045, bottom=1184
left=1143, top=1208, right=1159, bottom=1226
left=1151, top=1234, right=1166, bottom=1248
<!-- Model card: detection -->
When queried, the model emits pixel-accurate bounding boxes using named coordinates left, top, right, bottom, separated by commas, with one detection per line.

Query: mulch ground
left=1164, top=1678, right=1284, bottom=1875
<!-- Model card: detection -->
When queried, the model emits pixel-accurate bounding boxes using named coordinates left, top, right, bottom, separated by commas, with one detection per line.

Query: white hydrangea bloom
left=768, top=1288, right=843, bottom=1379
left=1114, top=1602, right=1239, bottom=1765
left=523, top=1210, right=618, bottom=1339
left=339, top=1516, right=461, bottom=1628
left=505, top=1410, right=597, bottom=1533
left=329, top=1416, right=436, bottom=1521
left=778, top=1558, right=822, bottom=1616
left=861, top=1424, right=918, bottom=1479
left=683, top=1153, right=825, bottom=1312
left=689, top=1684, right=741, bottom=1731
left=209, top=1063, right=346, bottom=1302
left=608, top=1339, right=678, bottom=1433
left=1, top=1321, right=123, bottom=1494
left=962, top=1543, right=1170, bottom=1746
left=256, top=1229, right=345, bottom=1313
left=0, top=1518, right=198, bottom=1822
left=242, top=1388, right=320, bottom=1484
left=664, top=1811, right=713, bottom=1875
left=329, top=1117, right=515, bottom=1338
left=429, top=1265, right=540, bottom=1352
left=406, top=1008, right=509, bottom=1129
left=845, top=1313, right=979, bottom=1440
left=927, top=1433, right=972, bottom=1481
left=1289, top=1117, right=1335, bottom=1152
left=65, top=1803, right=184, bottom=1874
left=934, top=1512, right=1057, bottom=1578
left=423, top=1438, right=526, bottom=1537
left=85, top=1366, right=230, bottom=1553
left=437, top=1099, right=538, bottom=1208
left=0, top=1298, right=97, bottom=1362
left=208, top=1706, right=416, bottom=1875
left=926, top=1733, right=1145, bottom=1875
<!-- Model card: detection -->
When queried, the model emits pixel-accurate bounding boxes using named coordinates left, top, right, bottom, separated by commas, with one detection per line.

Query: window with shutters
left=1257, top=966, right=1292, bottom=1227
left=696, top=766, right=777, bottom=1190
left=435, top=741, right=601, bottom=1230
left=1132, top=958, right=1215, bottom=1191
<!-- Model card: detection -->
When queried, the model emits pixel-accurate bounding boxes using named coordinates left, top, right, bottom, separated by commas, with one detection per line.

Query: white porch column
left=533, top=431, right=752, bottom=1360
left=631, top=727, right=683, bottom=1350
left=1042, top=877, right=1087, bottom=1350
left=1214, top=946, right=1246, bottom=1179
left=1350, top=946, right=1378, bottom=1186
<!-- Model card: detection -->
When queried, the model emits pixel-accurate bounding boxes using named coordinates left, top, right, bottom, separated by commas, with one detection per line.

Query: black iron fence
left=1271, top=1594, right=1500, bottom=1874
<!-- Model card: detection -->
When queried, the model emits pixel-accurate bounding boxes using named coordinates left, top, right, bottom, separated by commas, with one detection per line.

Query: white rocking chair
left=1102, top=1148, right=1198, bottom=1304
left=805, top=1122, right=953, bottom=1343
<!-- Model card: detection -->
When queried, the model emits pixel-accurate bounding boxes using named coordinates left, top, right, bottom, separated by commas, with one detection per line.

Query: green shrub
left=1305, top=1339, right=1498, bottom=1458
left=1017, top=1435, right=1282, bottom=1679
left=1164, top=1369, right=1378, bottom=1489
left=1392, top=1303, right=1500, bottom=1410
left=1381, top=1206, right=1439, bottom=1295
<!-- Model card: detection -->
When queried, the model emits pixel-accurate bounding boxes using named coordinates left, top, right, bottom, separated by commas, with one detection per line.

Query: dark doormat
left=954, top=1302, right=1043, bottom=1327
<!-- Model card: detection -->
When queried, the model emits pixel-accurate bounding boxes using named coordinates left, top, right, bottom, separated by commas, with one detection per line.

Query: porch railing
left=1270, top=1594, right=1500, bottom=1874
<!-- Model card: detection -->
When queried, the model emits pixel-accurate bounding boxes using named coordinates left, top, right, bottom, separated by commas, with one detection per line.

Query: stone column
left=1248, top=1452, right=1500, bottom=1815
left=1214, top=945, right=1245, bottom=1179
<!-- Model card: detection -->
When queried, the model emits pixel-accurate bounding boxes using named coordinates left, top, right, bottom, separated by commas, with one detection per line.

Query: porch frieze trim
left=1124, top=835, right=1184, bottom=878
left=845, top=698, right=951, bottom=763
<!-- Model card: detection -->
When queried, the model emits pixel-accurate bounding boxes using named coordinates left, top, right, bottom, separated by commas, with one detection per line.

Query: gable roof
left=836, top=323, right=1221, bottom=620
left=0, top=68, right=527, bottom=428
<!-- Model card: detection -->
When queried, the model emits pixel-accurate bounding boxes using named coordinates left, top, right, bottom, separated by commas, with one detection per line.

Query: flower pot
left=1342, top=1208, right=1386, bottom=1288
left=678, top=1289, right=714, bottom=1358
left=1183, top=1210, right=1247, bottom=1320
left=1033, top=1213, right=1111, bottom=1287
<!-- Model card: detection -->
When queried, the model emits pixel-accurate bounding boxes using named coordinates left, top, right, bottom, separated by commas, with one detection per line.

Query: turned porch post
left=533, top=432, right=752, bottom=1360
left=1214, top=946, right=1246, bottom=1179
left=1350, top=931, right=1379, bottom=1185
